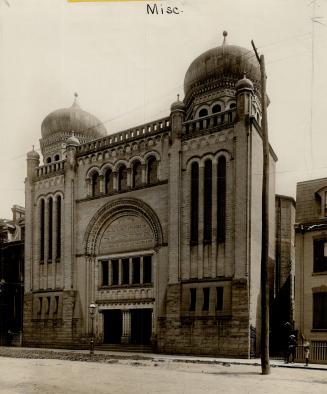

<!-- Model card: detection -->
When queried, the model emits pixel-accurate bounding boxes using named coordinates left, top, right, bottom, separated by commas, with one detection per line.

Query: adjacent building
left=295, top=178, right=327, bottom=361
left=23, top=32, right=277, bottom=357
left=0, top=205, right=25, bottom=346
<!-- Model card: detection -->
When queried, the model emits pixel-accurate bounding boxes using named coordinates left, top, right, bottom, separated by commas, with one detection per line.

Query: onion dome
left=41, top=94, right=107, bottom=140
left=66, top=132, right=80, bottom=147
left=170, top=94, right=186, bottom=112
left=184, top=31, right=260, bottom=98
left=27, top=146, right=40, bottom=160
left=235, top=73, right=254, bottom=92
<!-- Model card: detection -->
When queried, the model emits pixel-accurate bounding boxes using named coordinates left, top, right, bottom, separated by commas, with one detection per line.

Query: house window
left=147, top=157, right=158, bottom=185
left=203, top=288, right=210, bottom=311
left=143, top=255, right=152, bottom=283
left=132, top=161, right=142, bottom=188
left=313, top=292, right=327, bottom=329
left=111, top=259, right=119, bottom=285
left=102, top=260, right=109, bottom=286
left=122, top=258, right=129, bottom=285
left=118, top=165, right=128, bottom=191
left=216, top=287, right=224, bottom=311
left=105, top=169, right=114, bottom=194
left=203, top=159, right=212, bottom=243
left=132, top=257, right=140, bottom=284
left=190, top=162, right=199, bottom=244
left=313, top=239, right=327, bottom=272
left=217, top=156, right=226, bottom=242
left=189, top=288, right=196, bottom=311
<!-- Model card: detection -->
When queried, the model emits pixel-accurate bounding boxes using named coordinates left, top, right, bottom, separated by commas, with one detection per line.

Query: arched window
left=105, top=169, right=114, bottom=194
left=48, top=197, right=53, bottom=261
left=190, top=162, right=199, bottom=244
left=54, top=154, right=60, bottom=161
left=46, top=157, right=51, bottom=164
left=147, top=157, right=158, bottom=185
left=40, top=199, right=45, bottom=262
left=56, top=196, right=61, bottom=260
left=118, top=165, right=128, bottom=191
left=199, top=108, right=208, bottom=118
left=132, top=161, right=142, bottom=188
left=91, top=172, right=100, bottom=196
left=212, top=104, right=222, bottom=114
left=203, top=159, right=212, bottom=243
left=217, top=156, right=226, bottom=242
left=229, top=102, right=236, bottom=109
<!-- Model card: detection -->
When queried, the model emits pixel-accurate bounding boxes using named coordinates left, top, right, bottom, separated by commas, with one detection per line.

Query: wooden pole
left=251, top=40, right=271, bottom=375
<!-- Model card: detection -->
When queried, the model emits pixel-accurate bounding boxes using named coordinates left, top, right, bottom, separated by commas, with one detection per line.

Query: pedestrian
left=303, top=340, right=310, bottom=367
left=287, top=334, right=297, bottom=363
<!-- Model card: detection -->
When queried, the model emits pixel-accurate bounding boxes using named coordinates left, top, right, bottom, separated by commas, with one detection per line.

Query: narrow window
left=46, top=157, right=51, bottom=164
left=105, top=169, right=114, bottom=194
left=212, top=104, right=221, bottom=114
left=203, top=160, right=212, bottom=243
left=132, top=257, right=140, bottom=284
left=190, top=162, right=199, bottom=244
left=216, top=287, right=224, bottom=311
left=54, top=154, right=60, bottom=161
left=132, top=161, right=142, bottom=188
left=147, top=157, right=158, bottom=185
left=118, top=165, right=128, bottom=191
left=199, top=108, right=208, bottom=117
left=217, top=156, right=226, bottom=242
left=46, top=296, right=51, bottom=315
left=102, top=260, right=109, bottom=286
left=122, top=258, right=129, bottom=285
left=56, top=196, right=61, bottom=260
left=38, top=297, right=43, bottom=317
left=111, top=260, right=119, bottom=285
left=143, top=255, right=152, bottom=283
left=54, top=296, right=59, bottom=315
left=313, top=292, right=327, bottom=329
left=189, top=288, right=196, bottom=311
left=92, top=172, right=100, bottom=196
left=48, top=197, right=53, bottom=262
left=203, top=288, right=210, bottom=311
left=229, top=103, right=236, bottom=109
left=40, top=199, right=45, bottom=262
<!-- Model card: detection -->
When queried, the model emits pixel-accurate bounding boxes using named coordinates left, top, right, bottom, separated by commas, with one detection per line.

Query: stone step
left=95, top=344, right=153, bottom=353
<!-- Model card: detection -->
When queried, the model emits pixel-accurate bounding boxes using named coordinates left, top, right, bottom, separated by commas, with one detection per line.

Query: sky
left=0, top=0, right=327, bottom=218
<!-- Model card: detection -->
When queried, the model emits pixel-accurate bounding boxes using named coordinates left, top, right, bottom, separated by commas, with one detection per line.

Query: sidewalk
left=1, top=346, right=327, bottom=371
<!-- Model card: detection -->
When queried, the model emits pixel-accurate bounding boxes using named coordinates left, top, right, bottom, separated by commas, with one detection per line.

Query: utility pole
left=251, top=40, right=271, bottom=375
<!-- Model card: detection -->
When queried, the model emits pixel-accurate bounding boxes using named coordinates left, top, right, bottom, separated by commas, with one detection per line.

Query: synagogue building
left=23, top=32, right=277, bottom=357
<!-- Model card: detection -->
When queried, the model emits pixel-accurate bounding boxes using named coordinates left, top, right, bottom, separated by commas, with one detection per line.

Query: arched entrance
left=84, top=198, right=163, bottom=346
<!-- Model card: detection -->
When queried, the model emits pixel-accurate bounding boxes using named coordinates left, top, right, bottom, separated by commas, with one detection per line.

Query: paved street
left=0, top=349, right=326, bottom=394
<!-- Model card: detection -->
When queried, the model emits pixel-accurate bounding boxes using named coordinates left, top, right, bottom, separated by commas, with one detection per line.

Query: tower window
left=122, top=258, right=129, bottom=285
left=217, top=156, right=226, bottom=242
left=132, top=161, right=142, bottom=188
left=40, top=199, right=45, bottom=262
left=203, top=159, right=212, bottom=243
left=229, top=103, right=236, bottom=109
left=48, top=197, right=53, bottom=262
left=203, top=288, right=210, bottom=311
left=132, top=257, right=141, bottom=284
left=199, top=108, right=208, bottom=117
left=216, top=287, right=224, bottom=311
left=54, top=154, right=60, bottom=161
left=105, top=169, right=114, bottom=194
left=46, top=157, right=51, bottom=164
left=56, top=196, right=61, bottom=260
left=143, top=255, right=152, bottom=284
left=190, top=162, right=199, bottom=244
left=118, top=165, right=128, bottom=191
left=111, top=260, right=119, bottom=285
left=189, top=288, right=197, bottom=311
left=92, top=172, right=100, bottom=196
left=147, top=157, right=158, bottom=185
left=212, top=104, right=222, bottom=114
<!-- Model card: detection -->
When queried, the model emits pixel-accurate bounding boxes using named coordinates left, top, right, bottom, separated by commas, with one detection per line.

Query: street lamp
left=89, top=302, right=96, bottom=356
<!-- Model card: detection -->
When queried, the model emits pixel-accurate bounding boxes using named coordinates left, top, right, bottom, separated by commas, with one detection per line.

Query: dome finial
left=222, top=30, right=228, bottom=45
left=72, top=92, right=79, bottom=108
left=177, top=93, right=180, bottom=101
